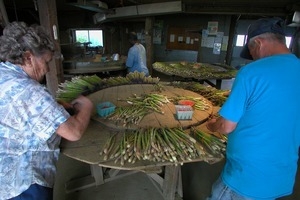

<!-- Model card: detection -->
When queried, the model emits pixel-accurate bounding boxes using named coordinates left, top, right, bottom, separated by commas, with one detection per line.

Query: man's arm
left=206, top=116, right=237, bottom=134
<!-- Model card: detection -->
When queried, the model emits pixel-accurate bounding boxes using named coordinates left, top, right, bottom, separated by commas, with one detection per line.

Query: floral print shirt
left=0, top=62, right=70, bottom=199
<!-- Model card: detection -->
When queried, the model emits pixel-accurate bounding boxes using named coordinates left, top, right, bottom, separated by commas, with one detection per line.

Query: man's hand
left=206, top=117, right=237, bottom=135
left=206, top=118, right=218, bottom=132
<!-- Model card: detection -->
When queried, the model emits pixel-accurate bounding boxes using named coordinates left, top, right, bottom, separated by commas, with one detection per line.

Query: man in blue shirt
left=206, top=18, right=300, bottom=200
left=126, top=32, right=149, bottom=76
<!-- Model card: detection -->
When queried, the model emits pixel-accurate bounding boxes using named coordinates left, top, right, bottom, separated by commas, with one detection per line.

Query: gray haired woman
left=0, top=21, right=93, bottom=199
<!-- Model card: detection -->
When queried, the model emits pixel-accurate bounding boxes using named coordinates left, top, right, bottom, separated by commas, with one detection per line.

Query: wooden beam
left=185, top=4, right=288, bottom=16
left=225, top=15, right=238, bottom=65
left=145, top=17, right=154, bottom=75
left=0, top=0, right=9, bottom=27
left=37, top=0, right=64, bottom=96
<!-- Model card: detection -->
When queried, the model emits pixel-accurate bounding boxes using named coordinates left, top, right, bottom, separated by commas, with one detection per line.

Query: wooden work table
left=60, top=84, right=224, bottom=200
left=152, top=62, right=236, bottom=89
left=63, top=59, right=126, bottom=75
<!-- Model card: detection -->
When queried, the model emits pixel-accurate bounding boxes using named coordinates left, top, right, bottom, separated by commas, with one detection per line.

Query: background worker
left=0, top=21, right=93, bottom=199
left=125, top=32, right=149, bottom=76
left=206, top=17, right=300, bottom=200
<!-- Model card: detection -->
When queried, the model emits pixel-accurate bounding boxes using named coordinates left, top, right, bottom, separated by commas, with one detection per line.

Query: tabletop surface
left=63, top=59, right=126, bottom=74
left=152, top=61, right=237, bottom=80
left=63, top=65, right=125, bottom=74
left=89, top=84, right=213, bottom=130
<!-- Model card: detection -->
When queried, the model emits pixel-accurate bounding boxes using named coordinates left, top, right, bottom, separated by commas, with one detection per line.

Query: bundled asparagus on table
left=56, top=74, right=103, bottom=102
left=153, top=62, right=237, bottom=79
left=100, top=127, right=209, bottom=166
left=171, top=81, right=229, bottom=107
left=190, top=127, right=227, bottom=156
left=109, top=106, right=149, bottom=126
left=170, top=96, right=211, bottom=111
left=56, top=73, right=162, bottom=103
left=105, top=76, right=130, bottom=86
left=126, top=93, right=170, bottom=114
left=109, top=93, right=170, bottom=126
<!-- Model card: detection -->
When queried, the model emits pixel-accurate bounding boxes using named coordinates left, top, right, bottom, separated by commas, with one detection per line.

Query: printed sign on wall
left=207, top=21, right=218, bottom=35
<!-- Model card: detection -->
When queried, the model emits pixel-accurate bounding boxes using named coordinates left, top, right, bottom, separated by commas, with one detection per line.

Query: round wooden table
left=60, top=84, right=223, bottom=200
left=88, top=84, right=213, bottom=130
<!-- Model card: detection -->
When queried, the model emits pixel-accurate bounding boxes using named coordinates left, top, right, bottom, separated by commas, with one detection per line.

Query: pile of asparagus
left=108, top=93, right=170, bottom=126
left=100, top=127, right=227, bottom=166
left=170, top=96, right=211, bottom=111
left=56, top=72, right=161, bottom=102
left=170, top=81, right=229, bottom=107
left=190, top=127, right=227, bottom=156
left=152, top=62, right=237, bottom=79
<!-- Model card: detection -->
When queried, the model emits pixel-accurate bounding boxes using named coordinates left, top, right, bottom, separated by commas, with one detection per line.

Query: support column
left=0, top=0, right=9, bottom=27
left=37, top=0, right=64, bottom=96
left=145, top=17, right=154, bottom=75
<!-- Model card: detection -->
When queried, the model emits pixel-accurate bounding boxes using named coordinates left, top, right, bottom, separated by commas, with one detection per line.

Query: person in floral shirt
left=0, top=21, right=93, bottom=199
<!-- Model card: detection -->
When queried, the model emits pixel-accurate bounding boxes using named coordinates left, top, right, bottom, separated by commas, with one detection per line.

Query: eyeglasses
left=53, top=52, right=64, bottom=60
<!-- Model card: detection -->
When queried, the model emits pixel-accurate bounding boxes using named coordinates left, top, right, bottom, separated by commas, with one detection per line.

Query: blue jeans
left=207, top=177, right=275, bottom=200
left=9, top=184, right=53, bottom=200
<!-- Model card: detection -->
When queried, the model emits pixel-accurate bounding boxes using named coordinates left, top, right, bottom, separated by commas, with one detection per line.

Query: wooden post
left=37, top=0, right=64, bottom=96
left=145, top=17, right=154, bottom=75
left=0, top=0, right=9, bottom=27
left=197, top=33, right=202, bottom=62
left=224, top=15, right=238, bottom=65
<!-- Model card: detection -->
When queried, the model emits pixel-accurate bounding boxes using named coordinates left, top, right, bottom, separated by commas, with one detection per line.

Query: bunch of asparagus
left=100, top=127, right=208, bottom=166
left=171, top=96, right=211, bottom=111
left=126, top=93, right=170, bottom=114
left=56, top=75, right=103, bottom=102
left=108, top=106, right=149, bottom=126
left=56, top=72, right=161, bottom=103
left=108, top=93, right=170, bottom=126
left=190, top=127, right=227, bottom=156
left=153, top=62, right=237, bottom=79
left=126, top=71, right=160, bottom=84
left=171, top=81, right=229, bottom=106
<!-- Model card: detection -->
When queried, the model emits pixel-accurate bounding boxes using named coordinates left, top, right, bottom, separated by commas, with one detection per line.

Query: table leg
left=215, top=79, right=222, bottom=89
left=91, top=164, right=104, bottom=185
left=176, top=168, right=183, bottom=197
left=65, top=164, right=182, bottom=199
left=65, top=164, right=103, bottom=193
left=163, top=165, right=181, bottom=200
left=65, top=165, right=138, bottom=193
left=146, top=165, right=182, bottom=200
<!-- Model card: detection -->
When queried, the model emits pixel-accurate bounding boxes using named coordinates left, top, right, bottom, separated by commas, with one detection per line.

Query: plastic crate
left=97, top=102, right=116, bottom=117
left=175, top=105, right=194, bottom=120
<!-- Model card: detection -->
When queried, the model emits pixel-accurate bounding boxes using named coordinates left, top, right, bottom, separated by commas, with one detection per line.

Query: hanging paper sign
left=207, top=21, right=218, bottom=35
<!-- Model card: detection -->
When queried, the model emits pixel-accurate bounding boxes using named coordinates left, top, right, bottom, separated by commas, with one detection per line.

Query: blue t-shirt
left=126, top=43, right=149, bottom=76
left=0, top=62, right=70, bottom=199
left=219, top=54, right=300, bottom=199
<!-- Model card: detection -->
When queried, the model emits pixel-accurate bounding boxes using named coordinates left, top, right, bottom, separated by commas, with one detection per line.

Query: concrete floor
left=54, top=154, right=300, bottom=200
left=53, top=154, right=185, bottom=200
left=63, top=172, right=164, bottom=200
left=53, top=154, right=224, bottom=200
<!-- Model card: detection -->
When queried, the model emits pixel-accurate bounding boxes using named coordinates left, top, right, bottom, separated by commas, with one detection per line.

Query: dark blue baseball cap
left=240, top=17, right=286, bottom=60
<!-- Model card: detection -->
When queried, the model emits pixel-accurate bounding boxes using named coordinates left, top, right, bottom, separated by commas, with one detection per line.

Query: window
left=236, top=35, right=292, bottom=48
left=285, top=36, right=292, bottom=48
left=74, top=29, right=103, bottom=47
left=236, top=35, right=246, bottom=47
